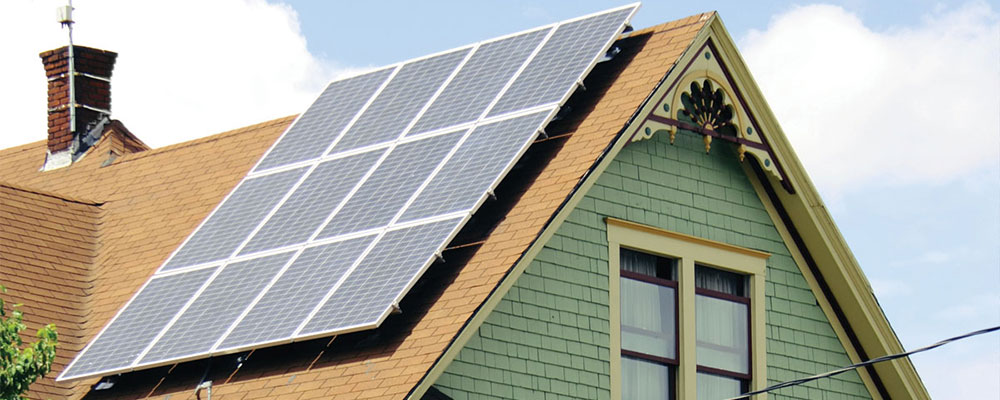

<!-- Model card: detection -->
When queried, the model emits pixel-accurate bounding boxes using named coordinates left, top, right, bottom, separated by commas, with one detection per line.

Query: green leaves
left=0, top=285, right=58, bottom=400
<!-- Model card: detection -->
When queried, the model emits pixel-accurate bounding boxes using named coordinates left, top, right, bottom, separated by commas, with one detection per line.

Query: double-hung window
left=608, top=218, right=767, bottom=399
left=695, top=265, right=751, bottom=398
left=620, top=248, right=678, bottom=399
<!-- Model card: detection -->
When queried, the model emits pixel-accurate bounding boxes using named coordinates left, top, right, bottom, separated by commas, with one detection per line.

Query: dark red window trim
left=621, top=269, right=678, bottom=288
left=622, top=349, right=679, bottom=366
left=695, top=287, right=750, bottom=304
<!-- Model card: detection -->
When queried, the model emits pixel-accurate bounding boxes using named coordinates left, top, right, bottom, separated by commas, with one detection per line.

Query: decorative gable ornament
left=629, top=40, right=793, bottom=193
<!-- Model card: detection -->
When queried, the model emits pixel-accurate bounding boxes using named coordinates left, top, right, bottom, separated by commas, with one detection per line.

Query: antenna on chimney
left=57, top=0, right=76, bottom=134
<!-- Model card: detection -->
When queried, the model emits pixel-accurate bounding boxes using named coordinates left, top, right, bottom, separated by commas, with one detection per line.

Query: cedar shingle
left=0, top=14, right=711, bottom=400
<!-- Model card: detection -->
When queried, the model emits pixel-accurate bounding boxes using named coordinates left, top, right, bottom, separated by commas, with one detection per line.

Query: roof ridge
left=0, top=180, right=103, bottom=205
left=631, top=11, right=714, bottom=36
left=109, top=115, right=297, bottom=166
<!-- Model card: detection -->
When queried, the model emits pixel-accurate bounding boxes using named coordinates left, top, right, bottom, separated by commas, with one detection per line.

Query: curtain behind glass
left=695, top=265, right=745, bottom=296
left=696, top=372, right=742, bottom=400
left=621, top=278, right=676, bottom=359
left=622, top=248, right=659, bottom=276
left=622, top=357, right=672, bottom=400
left=695, top=295, right=749, bottom=374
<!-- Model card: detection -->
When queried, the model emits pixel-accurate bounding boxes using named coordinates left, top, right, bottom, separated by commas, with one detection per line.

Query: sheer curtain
left=694, top=295, right=748, bottom=373
left=620, top=249, right=676, bottom=359
left=696, top=372, right=742, bottom=400
left=621, top=279, right=676, bottom=359
left=621, top=248, right=660, bottom=276
left=695, top=265, right=750, bottom=396
left=622, top=357, right=672, bottom=400
left=694, top=265, right=746, bottom=296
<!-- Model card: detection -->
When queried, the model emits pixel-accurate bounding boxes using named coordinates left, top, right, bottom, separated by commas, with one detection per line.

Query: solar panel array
left=59, top=3, right=639, bottom=381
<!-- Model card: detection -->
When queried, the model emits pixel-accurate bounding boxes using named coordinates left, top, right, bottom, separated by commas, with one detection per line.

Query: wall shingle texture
left=433, top=58, right=872, bottom=400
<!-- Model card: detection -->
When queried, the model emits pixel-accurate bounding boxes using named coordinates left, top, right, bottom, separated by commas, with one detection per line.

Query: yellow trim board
left=607, top=217, right=768, bottom=399
left=412, top=13, right=928, bottom=400
left=742, top=161, right=882, bottom=399
left=607, top=217, right=770, bottom=261
left=408, top=16, right=717, bottom=399
left=705, top=16, right=929, bottom=399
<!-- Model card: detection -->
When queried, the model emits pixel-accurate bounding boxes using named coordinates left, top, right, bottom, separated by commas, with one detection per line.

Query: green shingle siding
left=433, top=132, right=871, bottom=399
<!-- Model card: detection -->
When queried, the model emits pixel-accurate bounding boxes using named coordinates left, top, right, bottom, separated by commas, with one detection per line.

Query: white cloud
left=740, top=2, right=1000, bottom=195
left=933, top=293, right=1000, bottom=320
left=868, top=278, right=913, bottom=298
left=0, top=0, right=353, bottom=150
left=910, top=335, right=1000, bottom=400
left=887, top=249, right=953, bottom=267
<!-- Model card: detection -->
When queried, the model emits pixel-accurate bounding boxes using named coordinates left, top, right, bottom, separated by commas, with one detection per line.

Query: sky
left=0, top=0, right=997, bottom=398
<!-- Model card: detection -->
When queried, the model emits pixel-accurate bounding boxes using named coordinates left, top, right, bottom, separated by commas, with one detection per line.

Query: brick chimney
left=39, top=45, right=117, bottom=170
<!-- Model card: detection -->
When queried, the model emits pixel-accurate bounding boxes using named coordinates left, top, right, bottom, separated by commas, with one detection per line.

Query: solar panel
left=399, top=110, right=551, bottom=223
left=218, top=235, right=375, bottom=351
left=61, top=268, right=216, bottom=378
left=137, top=252, right=294, bottom=366
left=162, top=167, right=306, bottom=270
left=59, top=3, right=638, bottom=382
left=407, top=28, right=549, bottom=136
left=301, top=217, right=463, bottom=336
left=328, top=49, right=471, bottom=154
left=488, top=7, right=636, bottom=117
left=317, top=130, right=465, bottom=238
left=254, top=68, right=393, bottom=171
left=240, top=150, right=385, bottom=255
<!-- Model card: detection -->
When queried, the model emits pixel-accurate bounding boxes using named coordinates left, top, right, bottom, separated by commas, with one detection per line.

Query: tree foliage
left=0, top=285, right=57, bottom=400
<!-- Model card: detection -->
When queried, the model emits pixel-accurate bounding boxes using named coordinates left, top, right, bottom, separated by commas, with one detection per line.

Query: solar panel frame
left=239, top=150, right=386, bottom=255
left=486, top=6, right=640, bottom=117
left=316, top=129, right=466, bottom=238
left=135, top=252, right=295, bottom=367
left=252, top=67, right=395, bottom=172
left=159, top=167, right=308, bottom=271
left=57, top=3, right=639, bottom=382
left=406, top=28, right=551, bottom=136
left=214, top=235, right=377, bottom=352
left=59, top=267, right=218, bottom=380
left=325, top=48, right=473, bottom=154
left=398, top=110, right=554, bottom=223
left=298, top=216, right=465, bottom=337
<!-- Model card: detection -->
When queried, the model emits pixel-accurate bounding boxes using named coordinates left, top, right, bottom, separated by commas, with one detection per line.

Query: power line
left=725, top=325, right=1000, bottom=399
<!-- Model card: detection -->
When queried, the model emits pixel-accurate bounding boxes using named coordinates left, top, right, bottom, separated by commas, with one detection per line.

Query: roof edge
left=0, top=180, right=103, bottom=205
left=408, top=13, right=715, bottom=399
left=110, top=115, right=297, bottom=166
left=704, top=15, right=930, bottom=399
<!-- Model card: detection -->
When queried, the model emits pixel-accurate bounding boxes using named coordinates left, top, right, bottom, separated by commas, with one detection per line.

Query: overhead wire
left=725, top=325, right=1000, bottom=399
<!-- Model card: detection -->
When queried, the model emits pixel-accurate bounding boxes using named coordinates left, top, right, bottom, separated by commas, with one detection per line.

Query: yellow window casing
left=607, top=217, right=769, bottom=399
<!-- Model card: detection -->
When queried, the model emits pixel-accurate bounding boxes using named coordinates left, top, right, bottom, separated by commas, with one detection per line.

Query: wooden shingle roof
left=0, top=14, right=712, bottom=399
left=0, top=182, right=100, bottom=399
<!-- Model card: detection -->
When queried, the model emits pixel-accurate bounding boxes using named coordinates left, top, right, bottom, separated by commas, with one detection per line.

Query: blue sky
left=0, top=0, right=997, bottom=398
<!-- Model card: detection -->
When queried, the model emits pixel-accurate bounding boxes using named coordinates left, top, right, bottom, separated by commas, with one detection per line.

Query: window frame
left=608, top=217, right=768, bottom=399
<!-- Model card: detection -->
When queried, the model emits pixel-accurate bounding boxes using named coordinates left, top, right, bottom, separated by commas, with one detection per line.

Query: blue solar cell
left=300, top=218, right=462, bottom=335
left=59, top=268, right=216, bottom=380
left=328, top=49, right=470, bottom=154
left=137, top=252, right=294, bottom=365
left=488, top=8, right=633, bottom=116
left=399, top=111, right=551, bottom=223
left=162, top=168, right=306, bottom=271
left=407, top=29, right=550, bottom=136
left=218, top=235, right=375, bottom=350
left=316, top=130, right=465, bottom=238
left=240, top=150, right=384, bottom=255
left=255, top=69, right=393, bottom=171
